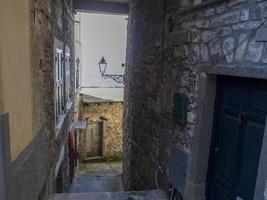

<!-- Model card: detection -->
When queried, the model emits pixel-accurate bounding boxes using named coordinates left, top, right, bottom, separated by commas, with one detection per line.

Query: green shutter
left=172, top=93, right=188, bottom=124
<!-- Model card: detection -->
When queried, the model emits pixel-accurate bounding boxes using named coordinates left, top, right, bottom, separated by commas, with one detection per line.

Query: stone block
left=181, top=21, right=195, bottom=29
left=201, top=31, right=215, bottom=43
left=235, top=33, right=249, bottom=62
left=211, top=11, right=240, bottom=27
left=232, top=21, right=263, bottom=30
left=262, top=44, right=267, bottom=63
left=190, top=29, right=200, bottom=43
left=200, top=44, right=209, bottom=63
left=216, top=5, right=226, bottom=14
left=195, top=20, right=210, bottom=29
left=240, top=9, right=249, bottom=21
left=204, top=8, right=215, bottom=17
left=251, top=2, right=267, bottom=19
left=245, top=38, right=264, bottom=63
left=188, top=44, right=200, bottom=64
left=174, top=45, right=188, bottom=59
left=216, top=27, right=232, bottom=37
left=228, top=0, right=247, bottom=7
left=209, top=39, right=221, bottom=56
left=223, top=37, right=235, bottom=63
left=256, top=28, right=267, bottom=42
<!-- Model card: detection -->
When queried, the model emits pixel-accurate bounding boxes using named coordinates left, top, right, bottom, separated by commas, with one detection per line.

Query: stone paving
left=50, top=161, right=167, bottom=200
left=68, top=161, right=124, bottom=193
left=50, top=190, right=167, bottom=200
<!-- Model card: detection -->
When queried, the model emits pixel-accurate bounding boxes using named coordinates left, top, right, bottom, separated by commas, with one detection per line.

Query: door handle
left=239, top=112, right=246, bottom=126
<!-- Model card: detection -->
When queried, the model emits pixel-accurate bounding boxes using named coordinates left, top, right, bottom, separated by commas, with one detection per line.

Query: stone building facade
left=123, top=0, right=267, bottom=200
left=0, top=0, right=75, bottom=199
left=79, top=94, right=123, bottom=161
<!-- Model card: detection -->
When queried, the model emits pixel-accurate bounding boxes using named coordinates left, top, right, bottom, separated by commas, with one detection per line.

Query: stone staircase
left=49, top=190, right=168, bottom=200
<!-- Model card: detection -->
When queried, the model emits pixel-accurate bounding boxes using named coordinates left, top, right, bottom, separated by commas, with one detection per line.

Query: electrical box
left=169, top=145, right=189, bottom=195
left=172, top=93, right=188, bottom=124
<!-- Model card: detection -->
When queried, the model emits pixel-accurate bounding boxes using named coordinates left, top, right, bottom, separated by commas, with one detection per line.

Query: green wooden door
left=207, top=76, right=267, bottom=200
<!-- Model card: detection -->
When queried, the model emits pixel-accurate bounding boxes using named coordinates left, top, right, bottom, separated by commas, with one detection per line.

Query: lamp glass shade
left=99, top=57, right=107, bottom=75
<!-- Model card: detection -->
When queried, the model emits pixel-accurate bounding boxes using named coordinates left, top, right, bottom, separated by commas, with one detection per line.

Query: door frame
left=184, top=74, right=267, bottom=200
left=84, top=120, right=105, bottom=159
left=0, top=113, right=11, bottom=200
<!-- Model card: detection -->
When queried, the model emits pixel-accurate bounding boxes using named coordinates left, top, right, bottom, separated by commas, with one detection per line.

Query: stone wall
left=8, top=0, right=75, bottom=199
left=81, top=100, right=123, bottom=161
left=124, top=0, right=267, bottom=198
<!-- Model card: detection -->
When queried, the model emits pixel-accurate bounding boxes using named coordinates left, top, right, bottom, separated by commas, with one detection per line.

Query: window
left=65, top=46, right=71, bottom=104
left=55, top=48, right=65, bottom=124
left=76, top=58, right=80, bottom=89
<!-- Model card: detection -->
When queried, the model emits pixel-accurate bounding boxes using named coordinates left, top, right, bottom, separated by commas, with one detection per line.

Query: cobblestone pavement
left=68, top=161, right=124, bottom=193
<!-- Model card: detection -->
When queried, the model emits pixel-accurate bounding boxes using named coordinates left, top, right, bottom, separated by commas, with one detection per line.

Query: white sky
left=81, top=13, right=128, bottom=87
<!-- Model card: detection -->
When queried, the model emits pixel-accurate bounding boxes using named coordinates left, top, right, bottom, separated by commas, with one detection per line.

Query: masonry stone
left=211, top=11, right=240, bottom=27
left=209, top=39, right=221, bottom=56
left=174, top=45, right=188, bottom=59
left=195, top=20, right=210, bottom=28
left=200, top=44, right=209, bottom=62
left=262, top=44, right=267, bottom=63
left=190, top=29, right=200, bottom=43
left=235, top=33, right=249, bottom=62
left=81, top=100, right=123, bottom=160
left=228, top=0, right=248, bottom=8
left=232, top=21, right=263, bottom=30
left=223, top=37, right=235, bottom=63
left=251, top=2, right=267, bottom=19
left=245, top=38, right=264, bottom=63
left=240, top=9, right=249, bottom=21
left=216, top=5, right=226, bottom=14
left=204, top=8, right=215, bottom=17
left=125, top=0, right=267, bottom=198
left=189, top=44, right=200, bottom=64
left=217, top=27, right=232, bottom=37
left=201, top=31, right=215, bottom=43
left=181, top=21, right=195, bottom=29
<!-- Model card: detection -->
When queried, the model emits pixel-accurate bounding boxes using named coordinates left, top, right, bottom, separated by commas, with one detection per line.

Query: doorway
left=207, top=76, right=267, bottom=200
left=84, top=121, right=103, bottom=159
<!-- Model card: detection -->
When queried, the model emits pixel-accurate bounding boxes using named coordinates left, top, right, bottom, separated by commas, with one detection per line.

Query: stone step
left=49, top=190, right=167, bottom=200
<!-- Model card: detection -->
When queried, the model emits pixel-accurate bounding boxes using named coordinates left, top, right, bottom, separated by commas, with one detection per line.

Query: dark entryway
left=207, top=76, right=267, bottom=200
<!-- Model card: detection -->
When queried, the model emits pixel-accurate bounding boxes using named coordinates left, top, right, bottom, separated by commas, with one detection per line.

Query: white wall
left=81, top=13, right=127, bottom=87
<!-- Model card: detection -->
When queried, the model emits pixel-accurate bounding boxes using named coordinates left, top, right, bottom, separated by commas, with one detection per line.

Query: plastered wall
left=0, top=0, right=33, bottom=161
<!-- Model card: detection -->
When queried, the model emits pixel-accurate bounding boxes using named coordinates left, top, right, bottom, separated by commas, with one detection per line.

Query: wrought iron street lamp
left=98, top=56, right=125, bottom=84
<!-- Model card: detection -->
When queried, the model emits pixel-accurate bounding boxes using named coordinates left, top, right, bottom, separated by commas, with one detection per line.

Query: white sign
left=236, top=196, right=243, bottom=200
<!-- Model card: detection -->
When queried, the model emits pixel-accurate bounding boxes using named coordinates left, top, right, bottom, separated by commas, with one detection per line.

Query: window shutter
left=56, top=52, right=60, bottom=121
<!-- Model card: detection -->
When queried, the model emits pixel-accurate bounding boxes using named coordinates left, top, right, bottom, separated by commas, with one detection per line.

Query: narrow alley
left=1, top=0, right=267, bottom=200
